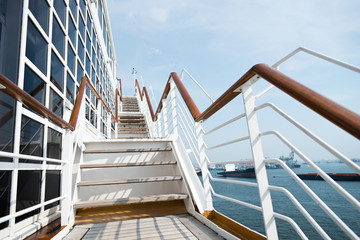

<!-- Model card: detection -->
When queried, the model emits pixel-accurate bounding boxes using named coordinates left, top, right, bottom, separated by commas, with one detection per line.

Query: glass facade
left=0, top=0, right=117, bottom=236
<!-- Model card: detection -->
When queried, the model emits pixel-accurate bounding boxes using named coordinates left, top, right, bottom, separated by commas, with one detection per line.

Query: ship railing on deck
left=134, top=47, right=360, bottom=240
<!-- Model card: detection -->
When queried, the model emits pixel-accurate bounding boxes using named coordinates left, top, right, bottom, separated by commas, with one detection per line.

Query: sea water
left=208, top=162, right=360, bottom=239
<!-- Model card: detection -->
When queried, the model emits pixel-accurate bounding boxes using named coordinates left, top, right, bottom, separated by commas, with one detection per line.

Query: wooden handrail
left=149, top=64, right=360, bottom=140
left=0, top=74, right=74, bottom=130
left=135, top=79, right=143, bottom=101
left=0, top=74, right=118, bottom=132
left=142, top=86, right=155, bottom=121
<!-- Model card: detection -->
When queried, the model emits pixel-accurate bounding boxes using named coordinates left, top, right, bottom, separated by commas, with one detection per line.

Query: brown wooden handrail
left=135, top=79, right=143, bottom=101
left=0, top=74, right=118, bottom=132
left=142, top=86, right=155, bottom=121
left=148, top=64, right=360, bottom=140
left=0, top=74, right=74, bottom=130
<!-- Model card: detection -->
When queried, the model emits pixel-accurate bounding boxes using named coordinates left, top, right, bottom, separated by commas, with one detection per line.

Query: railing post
left=169, top=79, right=178, bottom=135
left=195, top=122, right=213, bottom=210
left=162, top=99, right=169, bottom=137
left=61, top=129, right=73, bottom=227
left=157, top=113, right=163, bottom=137
left=242, top=82, right=278, bottom=239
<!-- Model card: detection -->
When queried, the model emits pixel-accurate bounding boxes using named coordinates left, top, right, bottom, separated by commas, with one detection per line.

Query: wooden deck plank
left=77, top=176, right=182, bottom=187
left=83, top=147, right=171, bottom=154
left=80, top=161, right=177, bottom=169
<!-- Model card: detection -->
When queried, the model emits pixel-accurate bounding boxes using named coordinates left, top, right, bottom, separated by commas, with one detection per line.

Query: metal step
left=84, top=147, right=172, bottom=154
left=78, top=176, right=182, bottom=187
left=74, top=193, right=188, bottom=209
left=80, top=161, right=177, bottom=169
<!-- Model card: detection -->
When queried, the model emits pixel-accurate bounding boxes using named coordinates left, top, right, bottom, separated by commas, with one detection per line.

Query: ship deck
left=64, top=214, right=224, bottom=240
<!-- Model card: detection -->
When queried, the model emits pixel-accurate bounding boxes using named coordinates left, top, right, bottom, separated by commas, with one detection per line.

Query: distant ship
left=217, top=164, right=256, bottom=178
left=266, top=151, right=301, bottom=169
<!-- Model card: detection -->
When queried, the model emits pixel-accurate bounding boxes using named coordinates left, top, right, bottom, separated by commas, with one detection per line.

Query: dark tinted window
left=67, top=44, right=75, bottom=75
left=16, top=171, right=41, bottom=222
left=66, top=73, right=75, bottom=104
left=53, top=0, right=66, bottom=26
left=52, top=16, right=65, bottom=58
left=78, top=15, right=85, bottom=41
left=68, top=17, right=76, bottom=46
left=77, top=37, right=84, bottom=64
left=50, top=51, right=64, bottom=92
left=79, top=0, right=86, bottom=18
left=77, top=61, right=83, bottom=84
left=45, top=171, right=61, bottom=209
left=26, top=20, right=47, bottom=75
left=49, top=88, right=63, bottom=118
left=23, top=65, right=45, bottom=105
left=86, top=32, right=91, bottom=55
left=47, top=128, right=62, bottom=159
left=85, top=54, right=90, bottom=76
left=20, top=115, right=44, bottom=157
left=86, top=12, right=91, bottom=33
left=69, top=0, right=77, bottom=20
left=0, top=171, right=11, bottom=229
left=28, top=0, right=49, bottom=34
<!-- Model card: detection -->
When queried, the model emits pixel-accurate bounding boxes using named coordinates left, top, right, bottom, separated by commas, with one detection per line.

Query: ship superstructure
left=0, top=0, right=359, bottom=240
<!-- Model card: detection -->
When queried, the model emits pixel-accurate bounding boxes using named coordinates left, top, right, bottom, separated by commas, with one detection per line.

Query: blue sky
left=107, top=0, right=360, bottom=161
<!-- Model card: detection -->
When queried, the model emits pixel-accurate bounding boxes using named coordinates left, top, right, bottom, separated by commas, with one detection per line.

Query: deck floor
left=65, top=214, right=224, bottom=240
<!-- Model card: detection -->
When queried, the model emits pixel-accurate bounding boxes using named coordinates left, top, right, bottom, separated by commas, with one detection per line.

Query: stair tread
left=81, top=161, right=177, bottom=168
left=78, top=176, right=182, bottom=186
left=84, top=147, right=171, bottom=154
left=74, top=193, right=188, bottom=209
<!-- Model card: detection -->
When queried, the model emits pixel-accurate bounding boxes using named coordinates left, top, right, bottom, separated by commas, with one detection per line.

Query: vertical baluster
left=162, top=99, right=169, bottom=137
left=170, top=79, right=178, bottom=135
left=242, top=81, right=278, bottom=239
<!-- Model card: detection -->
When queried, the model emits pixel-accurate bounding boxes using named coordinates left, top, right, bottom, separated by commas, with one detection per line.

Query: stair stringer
left=170, top=135, right=208, bottom=214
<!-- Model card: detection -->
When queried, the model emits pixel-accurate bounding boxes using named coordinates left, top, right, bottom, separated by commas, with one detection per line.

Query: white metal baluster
left=162, top=99, right=169, bottom=137
left=242, top=81, right=278, bottom=239
left=61, top=129, right=73, bottom=226
left=157, top=111, right=163, bottom=137
left=170, top=79, right=178, bottom=135
left=195, top=123, right=213, bottom=210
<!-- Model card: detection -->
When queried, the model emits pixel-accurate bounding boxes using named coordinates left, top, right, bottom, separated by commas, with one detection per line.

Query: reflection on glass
left=47, top=128, right=62, bottom=159
left=49, top=88, right=63, bottom=118
left=77, top=61, right=83, bottom=84
left=23, top=65, right=45, bottom=105
left=68, top=17, right=76, bottom=46
left=20, top=115, right=44, bottom=157
left=67, top=44, right=75, bottom=75
left=69, top=0, right=77, bottom=20
left=77, top=37, right=84, bottom=64
left=53, top=0, right=66, bottom=26
left=86, top=32, right=91, bottom=56
left=16, top=170, right=41, bottom=223
left=66, top=72, right=75, bottom=104
left=45, top=170, right=60, bottom=209
left=86, top=54, right=90, bottom=76
left=26, top=20, right=47, bottom=75
left=78, top=16, right=85, bottom=41
left=52, top=16, right=64, bottom=57
left=0, top=171, right=11, bottom=229
left=29, top=0, right=49, bottom=34
left=50, top=51, right=64, bottom=92
left=79, top=0, right=86, bottom=18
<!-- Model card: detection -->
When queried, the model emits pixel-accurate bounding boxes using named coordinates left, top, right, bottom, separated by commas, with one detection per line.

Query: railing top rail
left=147, top=64, right=360, bottom=140
left=272, top=47, right=360, bottom=73
left=0, top=74, right=118, bottom=132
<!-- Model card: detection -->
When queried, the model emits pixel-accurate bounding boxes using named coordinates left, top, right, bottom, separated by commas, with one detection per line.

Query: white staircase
left=74, top=139, right=189, bottom=214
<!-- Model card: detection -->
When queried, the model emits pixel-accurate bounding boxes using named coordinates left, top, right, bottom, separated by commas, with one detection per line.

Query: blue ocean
left=207, top=162, right=360, bottom=239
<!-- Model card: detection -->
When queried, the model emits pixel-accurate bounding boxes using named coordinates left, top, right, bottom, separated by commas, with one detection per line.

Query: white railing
left=135, top=47, right=360, bottom=240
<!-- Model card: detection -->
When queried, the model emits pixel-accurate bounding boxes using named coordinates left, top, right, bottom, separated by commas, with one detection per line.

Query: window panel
left=16, top=170, right=41, bottom=223
left=20, top=115, right=44, bottom=157
left=53, top=0, right=66, bottom=26
left=86, top=32, right=91, bottom=56
left=67, top=44, right=75, bottom=75
left=0, top=171, right=11, bottom=230
left=23, top=65, right=46, bottom=105
left=86, top=11, right=91, bottom=34
left=85, top=54, right=90, bottom=76
left=45, top=171, right=61, bottom=209
left=47, top=128, right=62, bottom=159
left=26, top=20, right=47, bottom=75
left=49, top=88, right=63, bottom=118
left=29, top=0, right=49, bottom=34
left=79, top=0, right=86, bottom=18
left=77, top=37, right=84, bottom=64
left=77, top=61, right=83, bottom=84
left=78, top=16, right=85, bottom=41
left=52, top=16, right=65, bottom=58
left=68, top=17, right=76, bottom=46
left=50, top=51, right=64, bottom=92
left=69, top=0, right=77, bottom=20
left=66, top=72, right=75, bottom=104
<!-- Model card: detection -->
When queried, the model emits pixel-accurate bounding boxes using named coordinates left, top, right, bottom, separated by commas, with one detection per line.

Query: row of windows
left=25, top=0, right=116, bottom=121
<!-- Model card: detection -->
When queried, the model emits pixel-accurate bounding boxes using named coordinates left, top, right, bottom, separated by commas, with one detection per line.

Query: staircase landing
left=66, top=214, right=224, bottom=240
